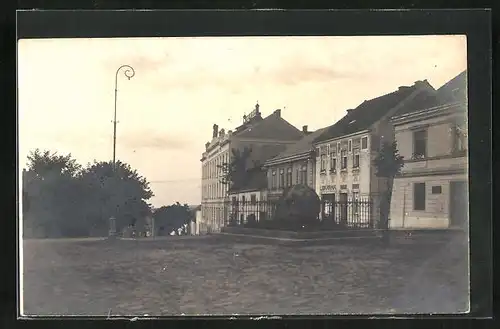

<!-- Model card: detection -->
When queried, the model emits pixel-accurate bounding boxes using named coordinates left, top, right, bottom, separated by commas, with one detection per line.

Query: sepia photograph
left=18, top=34, right=469, bottom=316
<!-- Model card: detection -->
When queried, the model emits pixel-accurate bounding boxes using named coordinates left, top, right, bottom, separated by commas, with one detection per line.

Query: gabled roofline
left=390, top=101, right=466, bottom=126
left=263, top=151, right=312, bottom=167
left=313, top=129, right=370, bottom=146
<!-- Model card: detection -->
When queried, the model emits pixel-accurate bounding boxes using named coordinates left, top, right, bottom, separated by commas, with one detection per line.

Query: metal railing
left=201, top=195, right=376, bottom=229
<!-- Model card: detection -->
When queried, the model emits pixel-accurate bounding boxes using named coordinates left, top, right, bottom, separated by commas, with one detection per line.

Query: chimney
left=302, top=125, right=308, bottom=133
left=219, top=128, right=225, bottom=137
left=398, top=85, right=411, bottom=91
left=414, top=79, right=429, bottom=89
left=255, top=102, right=260, bottom=115
left=274, top=109, right=281, bottom=117
left=212, top=124, right=218, bottom=138
left=346, top=109, right=353, bottom=114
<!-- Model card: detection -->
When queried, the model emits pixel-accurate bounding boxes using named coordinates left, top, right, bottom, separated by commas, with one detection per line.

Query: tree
left=22, top=149, right=154, bottom=238
left=373, top=141, right=405, bottom=244
left=79, top=160, right=154, bottom=234
left=23, top=149, right=84, bottom=237
left=153, top=202, right=191, bottom=236
left=218, top=147, right=252, bottom=192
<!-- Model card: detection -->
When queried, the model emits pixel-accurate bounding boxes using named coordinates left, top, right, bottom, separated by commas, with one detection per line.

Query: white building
left=313, top=80, right=435, bottom=227
left=389, top=71, right=467, bottom=229
left=200, top=104, right=304, bottom=231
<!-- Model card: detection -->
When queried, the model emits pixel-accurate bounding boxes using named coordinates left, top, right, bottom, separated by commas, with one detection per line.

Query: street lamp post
left=109, top=64, right=135, bottom=239
left=113, top=64, right=136, bottom=170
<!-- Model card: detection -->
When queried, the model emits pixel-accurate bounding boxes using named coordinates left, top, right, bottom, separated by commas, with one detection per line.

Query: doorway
left=449, top=181, right=468, bottom=228
left=339, top=192, right=348, bottom=224
left=321, top=193, right=335, bottom=221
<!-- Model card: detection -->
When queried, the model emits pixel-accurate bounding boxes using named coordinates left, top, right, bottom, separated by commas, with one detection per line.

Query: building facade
left=389, top=71, right=467, bottom=229
left=264, top=126, right=326, bottom=201
left=313, top=80, right=435, bottom=226
left=200, top=104, right=304, bottom=232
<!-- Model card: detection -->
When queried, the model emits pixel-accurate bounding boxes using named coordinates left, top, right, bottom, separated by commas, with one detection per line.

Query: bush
left=274, top=184, right=321, bottom=228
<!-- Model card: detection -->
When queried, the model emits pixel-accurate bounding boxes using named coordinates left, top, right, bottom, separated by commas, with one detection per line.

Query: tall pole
left=109, top=64, right=135, bottom=239
left=113, top=64, right=135, bottom=171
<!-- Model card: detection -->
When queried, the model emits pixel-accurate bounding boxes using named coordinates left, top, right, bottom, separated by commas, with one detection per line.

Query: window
left=348, top=140, right=352, bottom=152
left=241, top=196, right=246, bottom=204
left=231, top=196, right=237, bottom=205
left=286, top=168, right=293, bottom=187
left=361, top=137, right=368, bottom=149
left=279, top=169, right=285, bottom=188
left=413, top=130, right=427, bottom=158
left=352, top=183, right=359, bottom=190
left=315, top=148, right=320, bottom=157
left=271, top=170, right=277, bottom=189
left=300, top=165, right=308, bottom=184
left=250, top=194, right=257, bottom=204
left=432, top=186, right=442, bottom=194
left=296, top=168, right=300, bottom=184
left=330, top=156, right=337, bottom=172
left=413, top=183, right=426, bottom=210
left=330, top=149, right=337, bottom=171
left=452, top=124, right=467, bottom=153
left=320, top=154, right=327, bottom=171
left=353, top=148, right=360, bottom=168
left=341, top=150, right=348, bottom=169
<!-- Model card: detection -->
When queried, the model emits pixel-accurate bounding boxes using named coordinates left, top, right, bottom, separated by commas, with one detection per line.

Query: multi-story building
left=312, top=80, right=435, bottom=226
left=200, top=104, right=304, bottom=231
left=263, top=126, right=327, bottom=201
left=389, top=70, right=467, bottom=229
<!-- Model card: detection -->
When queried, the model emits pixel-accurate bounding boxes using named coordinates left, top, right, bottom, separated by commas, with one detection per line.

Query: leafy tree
left=373, top=141, right=405, bottom=242
left=218, top=147, right=252, bottom=192
left=22, top=149, right=154, bottom=238
left=23, top=149, right=84, bottom=237
left=153, top=202, right=191, bottom=236
left=79, top=160, right=154, bottom=234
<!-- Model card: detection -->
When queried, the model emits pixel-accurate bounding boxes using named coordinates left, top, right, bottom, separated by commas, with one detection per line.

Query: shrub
left=274, top=184, right=321, bottom=228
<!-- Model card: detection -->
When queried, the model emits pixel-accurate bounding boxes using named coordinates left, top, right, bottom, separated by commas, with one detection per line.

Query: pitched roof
left=246, top=143, right=290, bottom=168
left=314, top=81, right=433, bottom=143
left=394, top=70, right=467, bottom=116
left=234, top=111, right=304, bottom=141
left=266, top=127, right=328, bottom=164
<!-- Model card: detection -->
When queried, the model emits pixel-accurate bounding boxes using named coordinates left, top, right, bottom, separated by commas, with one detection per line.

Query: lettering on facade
left=320, top=185, right=336, bottom=193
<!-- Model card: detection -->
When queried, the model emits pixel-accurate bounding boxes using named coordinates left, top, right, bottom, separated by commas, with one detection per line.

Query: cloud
left=119, top=131, right=191, bottom=150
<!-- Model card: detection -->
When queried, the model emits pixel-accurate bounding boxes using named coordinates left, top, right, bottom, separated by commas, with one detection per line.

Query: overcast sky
left=18, top=35, right=467, bottom=207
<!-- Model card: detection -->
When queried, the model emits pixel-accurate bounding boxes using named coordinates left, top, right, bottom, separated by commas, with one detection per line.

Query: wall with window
left=394, top=110, right=467, bottom=161
left=229, top=189, right=268, bottom=222
left=389, top=173, right=467, bottom=229
left=315, top=134, right=373, bottom=207
left=266, top=158, right=315, bottom=193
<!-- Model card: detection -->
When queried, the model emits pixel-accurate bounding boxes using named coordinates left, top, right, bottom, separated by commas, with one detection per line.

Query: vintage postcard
left=18, top=34, right=469, bottom=316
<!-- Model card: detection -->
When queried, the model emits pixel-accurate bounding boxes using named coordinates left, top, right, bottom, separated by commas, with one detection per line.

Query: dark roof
left=315, top=82, right=431, bottom=143
left=234, top=111, right=304, bottom=141
left=394, top=70, right=467, bottom=116
left=246, top=143, right=290, bottom=168
left=266, top=127, right=328, bottom=164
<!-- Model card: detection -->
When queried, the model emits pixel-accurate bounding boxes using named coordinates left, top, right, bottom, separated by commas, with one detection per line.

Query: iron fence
left=320, top=195, right=374, bottom=228
left=201, top=195, right=376, bottom=230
